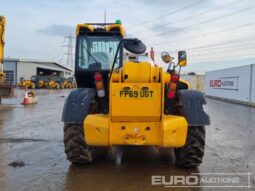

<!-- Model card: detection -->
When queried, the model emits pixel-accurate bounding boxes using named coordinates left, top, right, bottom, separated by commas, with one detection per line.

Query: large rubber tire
left=64, top=123, right=93, bottom=164
left=174, top=126, right=205, bottom=168
left=64, top=123, right=108, bottom=164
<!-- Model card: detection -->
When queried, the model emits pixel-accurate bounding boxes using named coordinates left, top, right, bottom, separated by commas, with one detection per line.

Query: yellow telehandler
left=35, top=76, right=50, bottom=89
left=62, top=20, right=210, bottom=167
left=18, top=79, right=36, bottom=89
left=0, top=16, right=13, bottom=103
left=18, top=76, right=50, bottom=89
left=63, top=77, right=76, bottom=89
left=30, top=76, right=50, bottom=88
left=49, top=76, right=63, bottom=89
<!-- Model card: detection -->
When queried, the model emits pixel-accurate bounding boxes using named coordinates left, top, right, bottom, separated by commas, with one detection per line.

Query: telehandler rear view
left=62, top=20, right=210, bottom=167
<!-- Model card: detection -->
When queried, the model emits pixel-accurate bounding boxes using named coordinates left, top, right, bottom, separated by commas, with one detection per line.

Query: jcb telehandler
left=64, top=77, right=77, bottom=89
left=18, top=76, right=50, bottom=89
left=18, top=79, right=36, bottom=89
left=62, top=21, right=210, bottom=167
left=49, top=76, right=63, bottom=89
left=31, top=76, right=50, bottom=88
left=42, top=76, right=50, bottom=88
left=0, top=16, right=13, bottom=103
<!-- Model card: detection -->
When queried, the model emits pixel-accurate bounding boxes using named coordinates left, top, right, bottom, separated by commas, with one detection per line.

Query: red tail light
left=94, top=73, right=105, bottom=97
left=94, top=73, right=102, bottom=81
left=171, top=74, right=179, bottom=83
left=167, top=90, right=176, bottom=99
left=167, top=74, right=179, bottom=99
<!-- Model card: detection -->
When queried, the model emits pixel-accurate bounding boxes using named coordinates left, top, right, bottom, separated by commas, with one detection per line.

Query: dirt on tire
left=64, top=123, right=93, bottom=164
left=175, top=126, right=205, bottom=168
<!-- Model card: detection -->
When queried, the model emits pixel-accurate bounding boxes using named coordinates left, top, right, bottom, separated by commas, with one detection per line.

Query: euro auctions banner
left=205, top=65, right=252, bottom=103
left=251, top=64, right=255, bottom=104
left=209, top=77, right=238, bottom=90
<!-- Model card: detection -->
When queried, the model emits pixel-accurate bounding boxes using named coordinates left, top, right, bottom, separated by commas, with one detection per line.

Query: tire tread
left=175, top=126, right=205, bottom=168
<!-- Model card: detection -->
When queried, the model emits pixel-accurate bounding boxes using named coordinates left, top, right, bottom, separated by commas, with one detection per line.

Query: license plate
left=118, top=90, right=155, bottom=98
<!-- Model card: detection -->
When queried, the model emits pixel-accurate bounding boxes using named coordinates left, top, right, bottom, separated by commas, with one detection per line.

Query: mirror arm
left=178, top=65, right=182, bottom=75
left=108, top=40, right=122, bottom=86
left=167, top=62, right=172, bottom=71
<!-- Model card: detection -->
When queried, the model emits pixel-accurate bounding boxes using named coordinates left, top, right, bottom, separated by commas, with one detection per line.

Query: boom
left=0, top=16, right=6, bottom=81
left=0, top=16, right=14, bottom=102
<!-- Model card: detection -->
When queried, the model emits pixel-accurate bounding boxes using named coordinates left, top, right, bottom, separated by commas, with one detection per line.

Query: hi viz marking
left=119, top=90, right=155, bottom=98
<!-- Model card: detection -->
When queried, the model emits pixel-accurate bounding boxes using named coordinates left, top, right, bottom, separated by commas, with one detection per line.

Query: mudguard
left=178, top=90, right=210, bottom=126
left=62, top=88, right=96, bottom=124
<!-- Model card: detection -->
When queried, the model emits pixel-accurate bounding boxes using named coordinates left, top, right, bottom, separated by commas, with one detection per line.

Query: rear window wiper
left=81, top=44, right=101, bottom=65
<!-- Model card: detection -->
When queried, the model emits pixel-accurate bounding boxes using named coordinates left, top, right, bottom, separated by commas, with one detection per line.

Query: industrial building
left=181, top=74, right=205, bottom=92
left=3, top=58, right=73, bottom=86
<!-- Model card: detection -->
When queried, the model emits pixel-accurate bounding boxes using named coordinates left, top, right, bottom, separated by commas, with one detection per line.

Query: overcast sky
left=1, top=0, right=255, bottom=73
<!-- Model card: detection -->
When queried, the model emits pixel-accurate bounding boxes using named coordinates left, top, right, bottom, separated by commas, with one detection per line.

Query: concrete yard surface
left=0, top=89, right=254, bottom=191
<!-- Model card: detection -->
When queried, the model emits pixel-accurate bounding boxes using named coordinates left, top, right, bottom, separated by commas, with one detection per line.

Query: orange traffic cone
left=23, top=87, right=29, bottom=105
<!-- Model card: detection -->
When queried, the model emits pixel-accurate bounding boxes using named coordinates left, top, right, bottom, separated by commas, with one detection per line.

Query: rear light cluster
left=94, top=73, right=105, bottom=97
left=167, top=74, right=179, bottom=99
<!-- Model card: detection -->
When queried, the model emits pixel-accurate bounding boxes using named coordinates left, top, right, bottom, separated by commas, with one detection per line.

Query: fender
left=62, top=88, right=96, bottom=124
left=178, top=78, right=190, bottom=90
left=178, top=90, right=210, bottom=126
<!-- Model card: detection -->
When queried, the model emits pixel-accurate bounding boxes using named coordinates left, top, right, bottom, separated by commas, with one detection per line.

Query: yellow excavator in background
left=0, top=16, right=13, bottom=103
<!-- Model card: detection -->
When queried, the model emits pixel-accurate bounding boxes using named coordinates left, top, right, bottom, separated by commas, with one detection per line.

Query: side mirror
left=123, top=39, right=146, bottom=54
left=161, top=52, right=173, bottom=63
left=178, top=51, right=187, bottom=67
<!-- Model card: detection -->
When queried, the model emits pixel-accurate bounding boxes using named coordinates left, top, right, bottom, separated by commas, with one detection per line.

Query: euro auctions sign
left=205, top=65, right=252, bottom=103
left=209, top=77, right=239, bottom=91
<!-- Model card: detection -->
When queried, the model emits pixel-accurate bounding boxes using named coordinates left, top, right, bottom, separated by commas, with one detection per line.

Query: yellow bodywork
left=179, top=78, right=190, bottom=89
left=76, top=23, right=125, bottom=37
left=76, top=24, right=94, bottom=35
left=18, top=79, right=48, bottom=89
left=84, top=61, right=188, bottom=148
left=84, top=114, right=187, bottom=147
left=63, top=80, right=74, bottom=89
left=63, top=80, right=70, bottom=88
left=49, top=81, right=60, bottom=89
left=111, top=83, right=161, bottom=122
left=106, top=24, right=125, bottom=37
left=0, top=16, right=6, bottom=84
left=37, top=80, right=46, bottom=88
left=0, top=16, right=14, bottom=98
left=18, top=80, right=35, bottom=89
left=0, top=16, right=5, bottom=64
